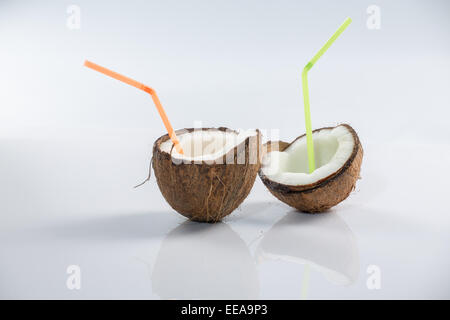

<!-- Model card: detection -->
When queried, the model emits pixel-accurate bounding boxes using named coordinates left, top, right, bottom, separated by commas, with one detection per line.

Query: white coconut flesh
left=261, top=125, right=355, bottom=186
left=160, top=129, right=258, bottom=161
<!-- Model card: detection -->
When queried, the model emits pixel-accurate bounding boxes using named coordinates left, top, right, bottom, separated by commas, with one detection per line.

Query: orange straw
left=84, top=60, right=184, bottom=154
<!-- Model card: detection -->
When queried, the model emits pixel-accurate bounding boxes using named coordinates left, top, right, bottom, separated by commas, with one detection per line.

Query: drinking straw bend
left=84, top=60, right=184, bottom=154
left=302, top=17, right=351, bottom=173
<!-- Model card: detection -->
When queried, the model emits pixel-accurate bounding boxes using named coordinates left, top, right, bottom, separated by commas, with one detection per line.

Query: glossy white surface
left=1, top=132, right=449, bottom=299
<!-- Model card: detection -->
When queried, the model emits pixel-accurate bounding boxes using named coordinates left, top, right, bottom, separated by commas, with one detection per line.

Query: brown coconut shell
left=258, top=124, right=363, bottom=213
left=152, top=127, right=261, bottom=222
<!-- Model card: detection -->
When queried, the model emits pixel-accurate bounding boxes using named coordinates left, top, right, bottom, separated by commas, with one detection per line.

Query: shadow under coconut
left=256, top=211, right=359, bottom=286
left=39, top=211, right=176, bottom=242
left=151, top=221, right=259, bottom=299
left=227, top=201, right=278, bottom=223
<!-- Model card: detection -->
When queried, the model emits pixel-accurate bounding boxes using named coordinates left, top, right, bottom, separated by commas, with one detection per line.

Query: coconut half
left=153, top=127, right=261, bottom=222
left=259, top=124, right=363, bottom=213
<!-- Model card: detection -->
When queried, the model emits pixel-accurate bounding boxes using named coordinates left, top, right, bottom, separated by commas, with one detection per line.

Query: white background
left=0, top=0, right=449, bottom=299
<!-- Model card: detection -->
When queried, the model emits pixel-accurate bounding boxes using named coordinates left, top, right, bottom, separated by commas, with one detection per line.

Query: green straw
left=302, top=17, right=352, bottom=173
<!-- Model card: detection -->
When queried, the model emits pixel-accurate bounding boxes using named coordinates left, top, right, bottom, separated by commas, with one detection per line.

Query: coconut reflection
left=152, top=221, right=259, bottom=299
left=256, top=211, right=359, bottom=285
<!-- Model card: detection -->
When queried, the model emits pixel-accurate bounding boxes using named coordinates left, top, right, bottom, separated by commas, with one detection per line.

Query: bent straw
left=302, top=17, right=351, bottom=173
left=84, top=60, right=184, bottom=154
